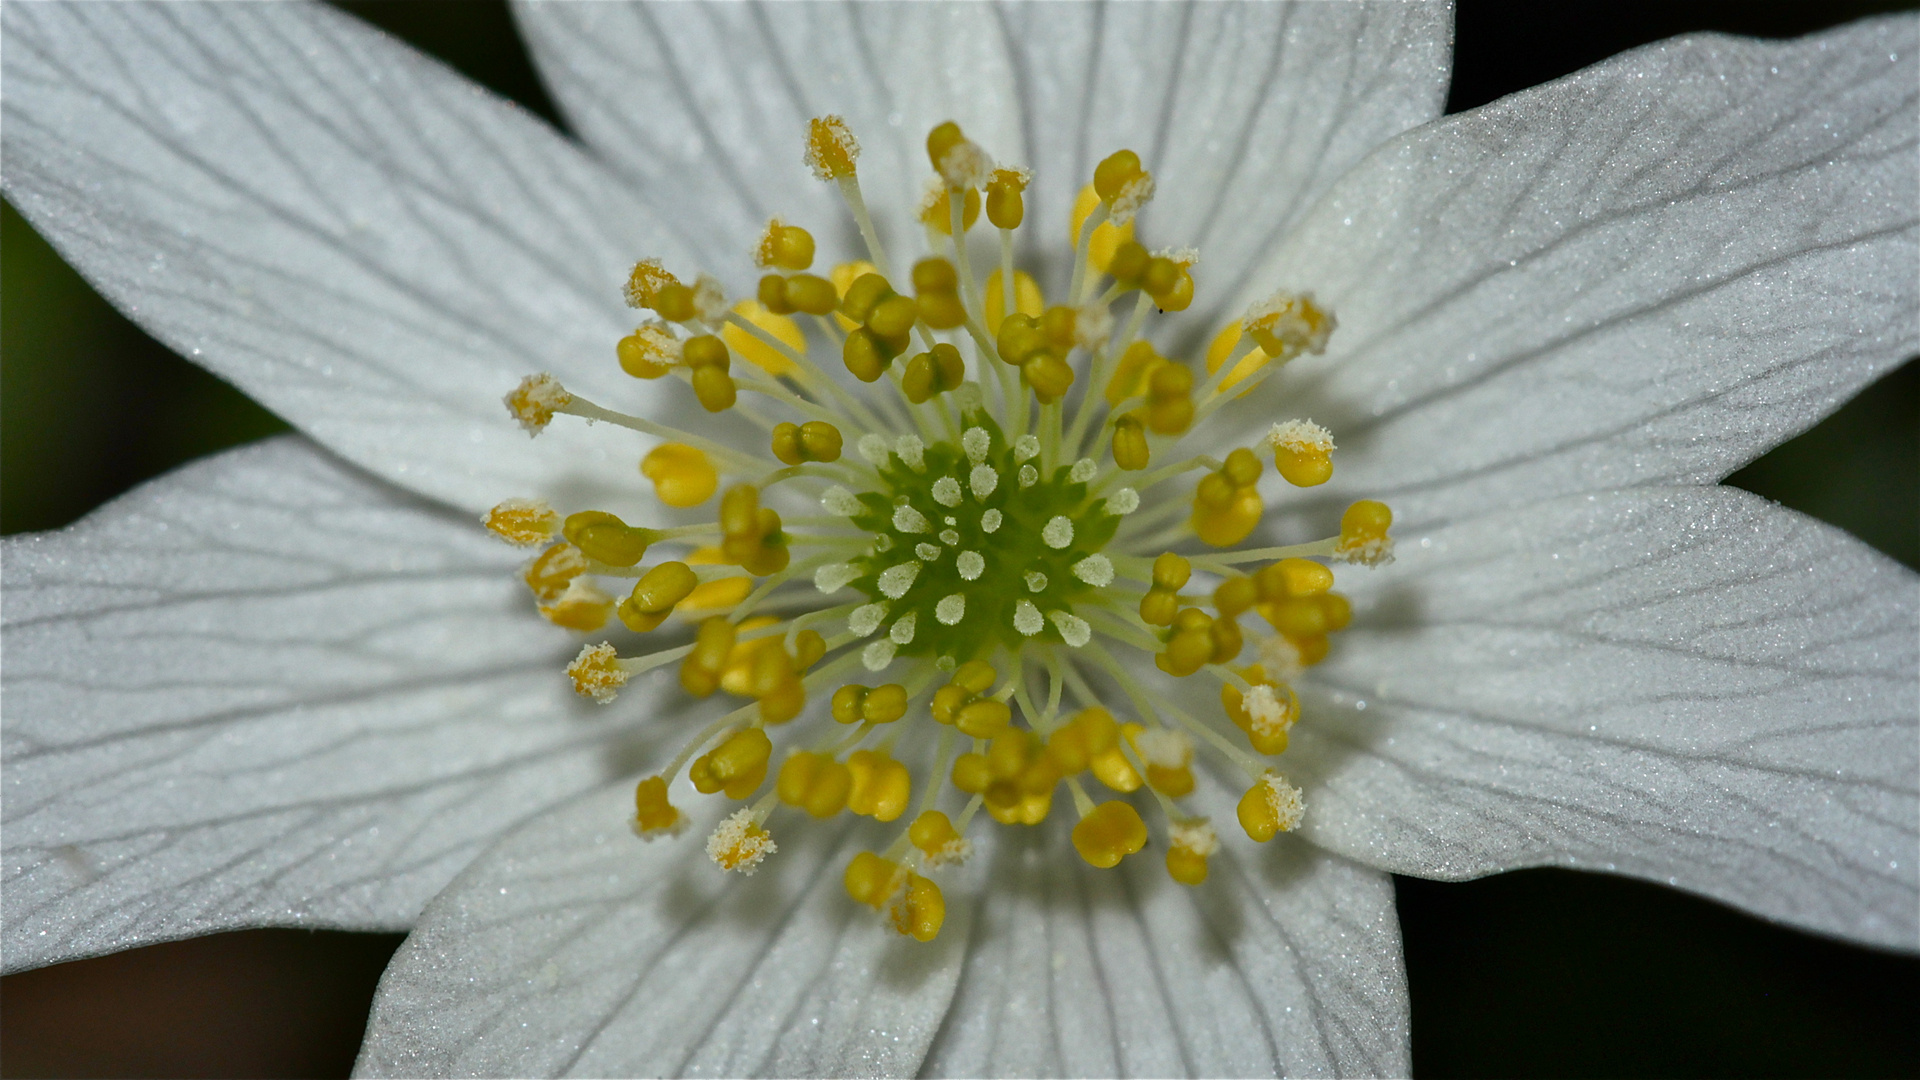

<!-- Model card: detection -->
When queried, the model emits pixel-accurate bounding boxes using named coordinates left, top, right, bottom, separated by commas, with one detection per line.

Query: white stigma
left=894, top=435, right=926, bottom=471
left=936, top=594, right=967, bottom=625
left=822, top=486, right=861, bottom=515
left=1071, top=554, right=1114, bottom=586
left=1042, top=516, right=1075, bottom=549
left=1013, top=435, right=1040, bottom=462
left=814, top=563, right=861, bottom=593
left=957, top=551, right=985, bottom=580
left=893, top=504, right=930, bottom=533
left=849, top=603, right=888, bottom=636
left=890, top=613, right=918, bottom=645
left=938, top=528, right=960, bottom=545
left=1244, top=684, right=1294, bottom=736
left=1024, top=571, right=1048, bottom=593
left=969, top=464, right=999, bottom=500
left=931, top=476, right=962, bottom=507
left=1048, top=610, right=1092, bottom=647
left=916, top=542, right=942, bottom=560
left=1019, top=464, right=1039, bottom=488
left=878, top=562, right=921, bottom=599
left=1069, top=457, right=1097, bottom=483
left=962, top=427, right=991, bottom=463
left=857, top=433, right=890, bottom=465
left=862, top=639, right=897, bottom=671
left=1105, top=487, right=1140, bottom=515
left=1013, top=599, right=1044, bottom=636
left=980, top=509, right=1002, bottom=533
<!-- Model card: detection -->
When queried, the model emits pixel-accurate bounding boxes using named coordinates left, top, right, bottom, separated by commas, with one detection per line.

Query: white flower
left=2, top=4, right=1915, bottom=1078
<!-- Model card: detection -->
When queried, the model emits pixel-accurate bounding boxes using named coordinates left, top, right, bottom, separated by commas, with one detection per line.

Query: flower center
left=489, top=115, right=1396, bottom=944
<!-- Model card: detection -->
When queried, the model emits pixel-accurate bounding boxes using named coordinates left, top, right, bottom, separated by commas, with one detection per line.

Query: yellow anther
left=1165, top=819, right=1219, bottom=886
left=678, top=575, right=752, bottom=615
left=1243, top=291, right=1336, bottom=360
left=840, top=273, right=913, bottom=381
left=1203, top=320, right=1270, bottom=397
left=1209, top=615, right=1245, bottom=665
left=1089, top=741, right=1143, bottom=793
left=632, top=775, right=683, bottom=836
left=1070, top=183, right=1134, bottom=273
left=1107, top=240, right=1151, bottom=288
left=1139, top=552, right=1190, bottom=627
left=950, top=751, right=990, bottom=794
left=680, top=333, right=735, bottom=412
left=1106, top=340, right=1163, bottom=405
left=770, top=420, right=844, bottom=465
left=908, top=810, right=970, bottom=867
left=639, top=443, right=717, bottom=508
left=1259, top=558, right=1333, bottom=600
left=755, top=219, right=816, bottom=271
left=717, top=616, right=783, bottom=696
left=777, top=750, right=854, bottom=819
left=1214, top=575, right=1258, bottom=619
left=1337, top=499, right=1395, bottom=566
left=926, top=121, right=967, bottom=174
left=1157, top=606, right=1216, bottom=677
left=1266, top=419, right=1335, bottom=487
left=504, top=373, right=573, bottom=435
left=846, top=749, right=911, bottom=821
left=707, top=808, right=776, bottom=874
left=679, top=616, right=736, bottom=697
left=903, top=343, right=967, bottom=404
left=623, top=258, right=681, bottom=311
left=1040, top=306, right=1078, bottom=352
left=829, top=682, right=909, bottom=724
left=983, top=268, right=1043, bottom=334
left=537, top=583, right=609, bottom=631
left=1321, top=592, right=1353, bottom=631
left=566, top=642, right=629, bottom=704
left=690, top=727, right=772, bottom=800
left=524, top=541, right=587, bottom=603
left=995, top=312, right=1049, bottom=368
left=891, top=873, right=946, bottom=942
left=1237, top=770, right=1306, bottom=842
left=844, top=851, right=905, bottom=909
left=1155, top=264, right=1195, bottom=313
left=652, top=282, right=698, bottom=324
left=786, top=273, right=839, bottom=316
left=617, top=560, right=697, bottom=633
left=1144, top=362, right=1194, bottom=435
left=919, top=184, right=981, bottom=235
left=828, top=260, right=879, bottom=329
left=1022, top=352, right=1075, bottom=405
left=911, top=257, right=966, bottom=330
left=1128, top=725, right=1194, bottom=797
left=719, top=485, right=789, bottom=576
left=722, top=300, right=806, bottom=377
left=804, top=114, right=860, bottom=180
left=1190, top=448, right=1265, bottom=547
left=748, top=646, right=806, bottom=725
left=1112, top=414, right=1150, bottom=471
left=1046, top=706, right=1120, bottom=774
left=1093, top=149, right=1144, bottom=202
left=930, top=660, right=995, bottom=725
left=843, top=329, right=893, bottom=383
left=985, top=166, right=1029, bottom=229
left=1222, top=666, right=1299, bottom=755
left=484, top=497, right=559, bottom=547
left=1264, top=596, right=1329, bottom=638
left=616, top=322, right=679, bottom=379
left=1071, top=800, right=1148, bottom=868
left=955, top=698, right=1013, bottom=739
left=562, top=510, right=657, bottom=568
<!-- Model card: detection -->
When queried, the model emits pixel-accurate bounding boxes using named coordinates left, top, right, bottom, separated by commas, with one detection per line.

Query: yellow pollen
left=617, top=321, right=680, bottom=379
left=1336, top=499, right=1396, bottom=566
left=1166, top=817, right=1219, bottom=886
left=1237, top=771, right=1306, bottom=842
left=540, top=579, right=615, bottom=632
left=503, top=373, right=571, bottom=435
left=803, top=115, right=860, bottom=180
left=755, top=218, right=816, bottom=271
left=1267, top=419, right=1336, bottom=487
left=1243, top=291, right=1336, bottom=360
left=707, top=808, right=776, bottom=874
left=623, top=258, right=681, bottom=310
left=1071, top=800, right=1148, bottom=868
left=523, top=542, right=587, bottom=603
left=1190, top=447, right=1266, bottom=547
left=632, top=775, right=686, bottom=838
left=567, top=642, right=629, bottom=704
left=483, top=497, right=559, bottom=547
left=890, top=873, right=946, bottom=942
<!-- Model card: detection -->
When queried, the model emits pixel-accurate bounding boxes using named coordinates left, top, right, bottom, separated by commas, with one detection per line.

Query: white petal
left=924, top=769, right=1407, bottom=1077
left=1252, top=17, right=1919, bottom=529
left=0, top=2, right=683, bottom=513
left=1, top=437, right=649, bottom=972
left=357, top=783, right=980, bottom=1078
left=513, top=1, right=1021, bottom=274
left=998, top=0, right=1454, bottom=328
left=1293, top=486, right=1919, bottom=951
left=359, top=771, right=1406, bottom=1078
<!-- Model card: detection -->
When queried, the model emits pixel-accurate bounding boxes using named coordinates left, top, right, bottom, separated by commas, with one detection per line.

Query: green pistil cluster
left=837, top=413, right=1120, bottom=665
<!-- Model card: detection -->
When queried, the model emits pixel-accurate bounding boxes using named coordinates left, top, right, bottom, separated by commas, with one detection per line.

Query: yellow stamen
left=483, top=498, right=559, bottom=547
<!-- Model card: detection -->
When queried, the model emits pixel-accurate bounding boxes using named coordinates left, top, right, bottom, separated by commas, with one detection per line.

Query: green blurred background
left=2, top=2, right=1914, bottom=1076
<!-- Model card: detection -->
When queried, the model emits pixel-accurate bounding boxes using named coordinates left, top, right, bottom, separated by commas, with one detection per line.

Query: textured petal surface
left=994, top=0, right=1453, bottom=335
left=514, top=0, right=1022, bottom=288
left=0, top=2, right=677, bottom=513
left=1286, top=485, right=1919, bottom=951
left=359, top=773, right=1406, bottom=1078
left=1239, top=17, right=1919, bottom=531
left=1, top=437, right=665, bottom=972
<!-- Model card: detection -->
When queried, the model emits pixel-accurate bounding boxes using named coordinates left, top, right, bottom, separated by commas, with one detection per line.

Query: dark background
left=3, top=2, right=1915, bottom=1076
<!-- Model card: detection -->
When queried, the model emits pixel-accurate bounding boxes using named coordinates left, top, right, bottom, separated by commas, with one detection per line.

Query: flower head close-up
left=2, top=2, right=1915, bottom=1077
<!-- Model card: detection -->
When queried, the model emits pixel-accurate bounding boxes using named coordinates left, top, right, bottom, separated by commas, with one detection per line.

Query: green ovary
left=843, top=413, right=1119, bottom=663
